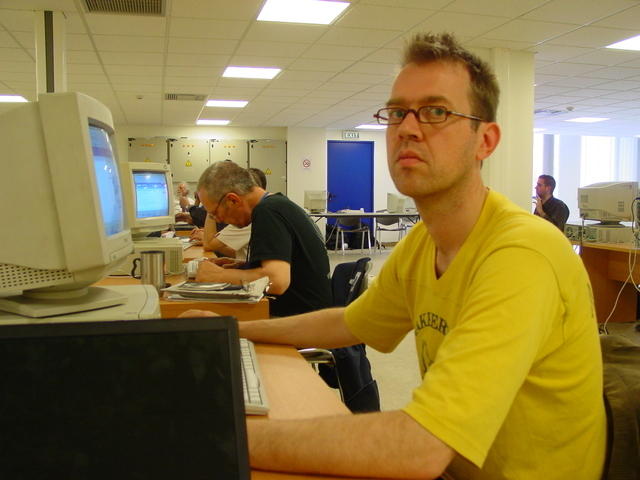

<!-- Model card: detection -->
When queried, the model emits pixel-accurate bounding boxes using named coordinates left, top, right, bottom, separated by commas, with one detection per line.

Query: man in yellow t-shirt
left=186, top=32, right=606, bottom=479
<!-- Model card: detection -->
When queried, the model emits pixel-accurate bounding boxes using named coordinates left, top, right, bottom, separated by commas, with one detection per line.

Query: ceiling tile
left=169, top=17, right=248, bottom=39
left=593, top=4, right=640, bottom=29
left=167, top=37, right=237, bottom=55
left=415, top=12, right=508, bottom=38
left=243, top=22, right=327, bottom=43
left=235, top=40, right=309, bottom=58
left=336, top=4, right=434, bottom=30
left=318, top=27, right=400, bottom=48
left=100, top=52, right=164, bottom=66
left=481, top=19, right=579, bottom=44
left=85, top=14, right=166, bottom=36
left=521, top=0, right=637, bottom=24
left=444, top=0, right=550, bottom=19
left=92, top=35, right=164, bottom=53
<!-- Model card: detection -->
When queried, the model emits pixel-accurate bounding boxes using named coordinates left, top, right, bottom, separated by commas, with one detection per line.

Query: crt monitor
left=119, top=162, right=174, bottom=238
left=387, top=192, right=407, bottom=213
left=578, top=181, right=639, bottom=223
left=304, top=190, right=327, bottom=213
left=0, top=92, right=134, bottom=317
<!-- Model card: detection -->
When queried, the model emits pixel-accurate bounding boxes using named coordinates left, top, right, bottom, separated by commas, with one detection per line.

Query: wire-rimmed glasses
left=374, top=106, right=485, bottom=125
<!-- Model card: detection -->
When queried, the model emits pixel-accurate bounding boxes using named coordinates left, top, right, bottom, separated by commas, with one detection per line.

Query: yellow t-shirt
left=345, top=190, right=606, bottom=480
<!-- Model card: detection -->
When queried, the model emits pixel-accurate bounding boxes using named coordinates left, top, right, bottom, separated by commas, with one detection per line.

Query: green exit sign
left=342, top=130, right=359, bottom=139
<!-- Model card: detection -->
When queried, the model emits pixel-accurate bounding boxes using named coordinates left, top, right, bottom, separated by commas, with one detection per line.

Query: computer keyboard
left=239, top=338, right=269, bottom=415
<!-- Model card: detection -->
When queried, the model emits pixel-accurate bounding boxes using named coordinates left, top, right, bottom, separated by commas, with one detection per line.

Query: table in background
left=309, top=211, right=419, bottom=249
left=576, top=241, right=640, bottom=323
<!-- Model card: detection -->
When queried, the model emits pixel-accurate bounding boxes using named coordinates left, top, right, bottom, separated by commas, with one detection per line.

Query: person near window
left=533, top=174, right=570, bottom=231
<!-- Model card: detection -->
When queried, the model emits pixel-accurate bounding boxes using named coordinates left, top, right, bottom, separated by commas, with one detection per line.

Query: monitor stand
left=0, top=285, right=158, bottom=319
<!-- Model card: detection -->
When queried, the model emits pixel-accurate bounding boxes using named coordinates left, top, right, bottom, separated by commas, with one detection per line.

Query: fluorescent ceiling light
left=533, top=128, right=546, bottom=132
left=197, top=119, right=230, bottom=126
left=565, top=117, right=610, bottom=123
left=356, top=124, right=386, bottom=130
left=223, top=66, right=281, bottom=79
left=258, top=0, right=349, bottom=25
left=606, top=34, right=640, bottom=51
left=0, top=95, right=27, bottom=102
left=206, top=100, right=248, bottom=108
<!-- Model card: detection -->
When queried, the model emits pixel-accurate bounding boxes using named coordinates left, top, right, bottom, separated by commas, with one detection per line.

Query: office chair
left=599, top=334, right=640, bottom=479
left=375, top=210, right=407, bottom=252
left=300, top=257, right=380, bottom=413
left=334, top=210, right=372, bottom=255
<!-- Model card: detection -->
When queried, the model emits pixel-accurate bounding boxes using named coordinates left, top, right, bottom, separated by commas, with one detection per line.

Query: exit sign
left=342, top=130, right=359, bottom=139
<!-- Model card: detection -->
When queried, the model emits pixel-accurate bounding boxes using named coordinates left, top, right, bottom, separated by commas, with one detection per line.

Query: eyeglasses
left=210, top=192, right=229, bottom=221
left=374, top=106, right=486, bottom=125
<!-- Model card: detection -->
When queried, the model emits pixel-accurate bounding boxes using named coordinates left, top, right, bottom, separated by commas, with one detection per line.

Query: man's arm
left=248, top=410, right=454, bottom=479
left=202, top=216, right=236, bottom=257
left=195, top=258, right=290, bottom=294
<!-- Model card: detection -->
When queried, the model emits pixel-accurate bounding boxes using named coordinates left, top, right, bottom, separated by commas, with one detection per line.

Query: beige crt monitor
left=0, top=92, right=141, bottom=317
left=119, top=161, right=175, bottom=239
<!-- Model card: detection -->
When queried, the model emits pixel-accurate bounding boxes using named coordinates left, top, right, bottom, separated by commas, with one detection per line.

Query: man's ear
left=476, top=122, right=501, bottom=162
left=226, top=192, right=241, bottom=206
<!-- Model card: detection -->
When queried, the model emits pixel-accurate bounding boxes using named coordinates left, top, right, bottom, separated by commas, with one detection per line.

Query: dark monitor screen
left=0, top=317, right=249, bottom=480
left=133, top=171, right=170, bottom=219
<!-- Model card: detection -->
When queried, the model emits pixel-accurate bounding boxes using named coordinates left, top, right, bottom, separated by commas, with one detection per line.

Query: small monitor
left=0, top=317, right=250, bottom=479
left=120, top=162, right=174, bottom=238
left=578, top=181, right=639, bottom=223
left=0, top=92, right=134, bottom=317
left=304, top=190, right=327, bottom=213
left=387, top=193, right=407, bottom=213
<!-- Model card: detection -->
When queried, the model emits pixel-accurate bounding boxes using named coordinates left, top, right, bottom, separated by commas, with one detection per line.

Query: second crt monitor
left=578, top=181, right=639, bottom=224
left=119, top=162, right=175, bottom=238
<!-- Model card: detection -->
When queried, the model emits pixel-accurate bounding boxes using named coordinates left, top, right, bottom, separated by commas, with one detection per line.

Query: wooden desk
left=253, top=344, right=367, bottom=480
left=577, top=242, right=640, bottom=323
left=99, top=246, right=269, bottom=320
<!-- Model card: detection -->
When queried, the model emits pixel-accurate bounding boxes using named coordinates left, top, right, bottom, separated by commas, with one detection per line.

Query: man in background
left=534, top=174, right=570, bottom=231
left=194, top=161, right=332, bottom=317
left=190, top=167, right=267, bottom=260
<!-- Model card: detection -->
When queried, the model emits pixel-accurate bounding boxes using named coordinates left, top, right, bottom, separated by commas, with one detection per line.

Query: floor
left=326, top=248, right=640, bottom=412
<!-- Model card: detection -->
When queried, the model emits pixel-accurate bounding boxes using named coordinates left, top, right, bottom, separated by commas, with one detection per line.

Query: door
left=249, top=139, right=287, bottom=194
left=327, top=141, right=374, bottom=246
left=327, top=140, right=374, bottom=212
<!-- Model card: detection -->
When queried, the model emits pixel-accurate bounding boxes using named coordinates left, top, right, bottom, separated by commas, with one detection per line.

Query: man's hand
left=195, top=260, right=228, bottom=283
left=212, top=257, right=244, bottom=268
left=189, top=228, right=204, bottom=244
left=534, top=196, right=545, bottom=216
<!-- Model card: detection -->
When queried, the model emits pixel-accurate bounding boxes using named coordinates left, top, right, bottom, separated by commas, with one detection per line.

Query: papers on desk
left=162, top=277, right=269, bottom=303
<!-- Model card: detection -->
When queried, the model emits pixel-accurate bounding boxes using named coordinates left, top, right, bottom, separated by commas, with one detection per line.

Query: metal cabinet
left=127, top=137, right=169, bottom=164
left=209, top=139, right=248, bottom=166
left=249, top=139, right=287, bottom=194
left=168, top=138, right=209, bottom=182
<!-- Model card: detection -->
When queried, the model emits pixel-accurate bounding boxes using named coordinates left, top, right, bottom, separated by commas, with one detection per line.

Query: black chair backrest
left=331, top=257, right=371, bottom=307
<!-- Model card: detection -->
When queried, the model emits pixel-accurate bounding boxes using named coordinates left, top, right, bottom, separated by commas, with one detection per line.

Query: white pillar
left=34, top=10, right=67, bottom=97
left=474, top=47, right=535, bottom=210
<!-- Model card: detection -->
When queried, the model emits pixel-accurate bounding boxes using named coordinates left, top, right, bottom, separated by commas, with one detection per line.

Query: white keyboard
left=239, top=338, right=269, bottom=415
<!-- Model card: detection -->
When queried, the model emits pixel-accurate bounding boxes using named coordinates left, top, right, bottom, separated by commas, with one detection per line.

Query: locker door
left=249, top=139, right=286, bottom=194
left=209, top=139, right=248, bottom=166
left=128, top=137, right=168, bottom=164
left=168, top=138, right=209, bottom=182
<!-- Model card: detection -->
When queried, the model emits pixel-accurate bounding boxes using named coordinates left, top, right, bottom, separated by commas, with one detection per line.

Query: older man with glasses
left=193, top=161, right=332, bottom=318
left=231, top=32, right=606, bottom=480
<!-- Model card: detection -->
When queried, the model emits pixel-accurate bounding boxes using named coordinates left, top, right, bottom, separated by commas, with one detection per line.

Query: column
left=34, top=10, right=67, bottom=97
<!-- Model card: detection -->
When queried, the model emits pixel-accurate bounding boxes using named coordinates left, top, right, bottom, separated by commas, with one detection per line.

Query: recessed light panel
left=197, top=119, right=230, bottom=126
left=0, top=95, right=27, bottom=102
left=223, top=66, right=281, bottom=79
left=356, top=124, right=386, bottom=130
left=565, top=117, right=610, bottom=123
left=606, top=34, right=640, bottom=51
left=206, top=100, right=248, bottom=108
left=258, top=0, right=349, bottom=25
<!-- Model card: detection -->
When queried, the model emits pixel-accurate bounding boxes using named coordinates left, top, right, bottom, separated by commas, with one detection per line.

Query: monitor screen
left=0, top=317, right=249, bottom=479
left=90, top=124, right=124, bottom=237
left=133, top=171, right=170, bottom=218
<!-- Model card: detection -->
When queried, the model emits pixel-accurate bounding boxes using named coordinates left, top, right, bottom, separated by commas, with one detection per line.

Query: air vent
left=83, top=0, right=165, bottom=16
left=165, top=93, right=206, bottom=102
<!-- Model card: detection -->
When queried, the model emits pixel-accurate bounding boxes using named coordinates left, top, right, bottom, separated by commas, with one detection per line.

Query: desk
left=253, top=344, right=371, bottom=480
left=98, top=245, right=269, bottom=320
left=577, top=242, right=640, bottom=323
